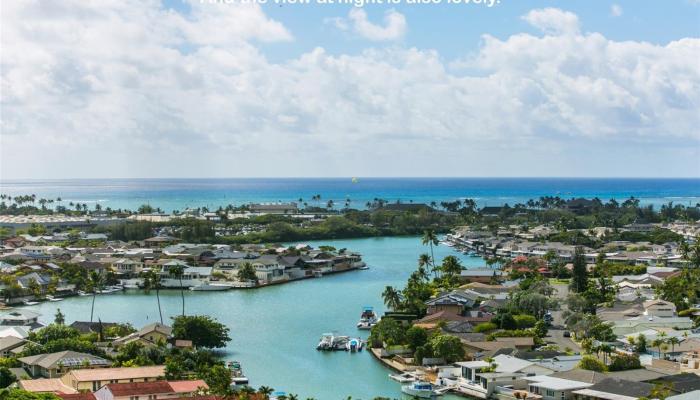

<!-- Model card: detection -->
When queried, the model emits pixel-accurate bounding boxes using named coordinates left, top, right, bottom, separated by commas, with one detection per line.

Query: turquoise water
left=1, top=178, right=699, bottom=212
left=22, top=236, right=483, bottom=399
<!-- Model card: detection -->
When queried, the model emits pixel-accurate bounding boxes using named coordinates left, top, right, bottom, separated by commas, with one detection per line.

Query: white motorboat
left=389, top=372, right=417, bottom=383
left=190, top=282, right=233, bottom=291
left=346, top=337, right=363, bottom=352
left=317, top=333, right=335, bottom=350
left=316, top=333, right=349, bottom=351
left=357, top=306, right=378, bottom=330
left=22, top=300, right=39, bottom=305
left=227, top=361, right=249, bottom=387
left=77, top=291, right=90, bottom=296
left=46, top=295, right=63, bottom=302
left=401, top=381, right=440, bottom=398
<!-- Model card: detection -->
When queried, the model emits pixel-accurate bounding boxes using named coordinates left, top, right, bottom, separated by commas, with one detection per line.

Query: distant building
left=248, top=202, right=298, bottom=214
left=18, top=351, right=111, bottom=378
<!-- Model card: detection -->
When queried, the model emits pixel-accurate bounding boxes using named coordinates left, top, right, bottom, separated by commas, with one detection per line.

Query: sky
left=1, top=0, right=699, bottom=179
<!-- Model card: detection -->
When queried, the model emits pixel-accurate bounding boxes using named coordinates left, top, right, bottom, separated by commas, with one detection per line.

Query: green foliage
left=0, top=389, right=60, bottom=400
left=578, top=355, right=607, bottom=372
left=514, top=314, right=538, bottom=329
left=171, top=315, right=231, bottom=349
left=0, top=367, right=16, bottom=389
left=200, top=364, right=232, bottom=395
left=428, top=334, right=465, bottom=363
left=405, top=327, right=428, bottom=352
left=104, top=323, right=137, bottom=339
left=237, top=263, right=258, bottom=283
left=608, top=353, right=641, bottom=371
left=473, top=322, right=497, bottom=333
left=28, top=324, right=80, bottom=343
left=570, top=246, right=588, bottom=293
left=369, top=318, right=406, bottom=347
left=534, top=320, right=548, bottom=338
left=492, top=312, right=517, bottom=330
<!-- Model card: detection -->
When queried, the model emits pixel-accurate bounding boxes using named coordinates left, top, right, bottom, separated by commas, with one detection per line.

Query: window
left=546, top=389, right=555, bottom=397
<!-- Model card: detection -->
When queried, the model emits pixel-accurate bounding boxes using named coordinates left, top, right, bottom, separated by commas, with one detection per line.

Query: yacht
left=356, top=306, right=378, bottom=330
left=346, top=337, right=363, bottom=352
left=401, top=381, right=440, bottom=398
left=190, top=282, right=233, bottom=291
left=316, top=333, right=349, bottom=351
left=227, top=361, right=249, bottom=387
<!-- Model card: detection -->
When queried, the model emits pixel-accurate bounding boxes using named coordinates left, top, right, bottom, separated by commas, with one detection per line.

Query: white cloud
left=611, top=4, right=623, bottom=17
left=1, top=4, right=699, bottom=179
left=338, top=9, right=407, bottom=41
left=522, top=8, right=580, bottom=35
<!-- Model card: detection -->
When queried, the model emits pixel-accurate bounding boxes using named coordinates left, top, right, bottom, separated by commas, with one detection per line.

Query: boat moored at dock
left=357, top=306, right=378, bottom=330
left=401, top=381, right=441, bottom=398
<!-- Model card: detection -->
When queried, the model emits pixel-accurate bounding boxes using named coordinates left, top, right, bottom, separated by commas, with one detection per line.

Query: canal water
left=24, top=236, right=484, bottom=399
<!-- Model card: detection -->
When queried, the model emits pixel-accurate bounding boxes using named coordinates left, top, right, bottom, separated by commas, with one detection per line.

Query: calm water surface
left=24, top=236, right=483, bottom=399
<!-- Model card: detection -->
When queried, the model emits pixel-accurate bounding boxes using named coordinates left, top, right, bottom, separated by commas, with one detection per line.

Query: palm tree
left=652, top=339, right=665, bottom=359
left=88, top=271, right=103, bottom=323
left=258, top=386, right=274, bottom=399
left=421, top=230, right=439, bottom=278
left=382, top=286, right=402, bottom=311
left=143, top=270, right=164, bottom=324
left=668, top=336, right=680, bottom=356
left=169, top=264, right=186, bottom=316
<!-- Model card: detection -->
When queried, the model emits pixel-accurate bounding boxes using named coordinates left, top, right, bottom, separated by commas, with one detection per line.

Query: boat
left=22, top=300, right=39, bottom=305
left=190, top=282, right=233, bottom=291
left=390, top=372, right=417, bottom=383
left=401, top=381, right=440, bottom=398
left=77, top=291, right=90, bottom=296
left=345, top=337, right=363, bottom=352
left=46, top=295, right=63, bottom=302
left=227, top=361, right=249, bottom=387
left=316, top=333, right=349, bottom=351
left=317, top=333, right=334, bottom=350
left=358, top=264, right=370, bottom=270
left=357, top=306, right=378, bottom=330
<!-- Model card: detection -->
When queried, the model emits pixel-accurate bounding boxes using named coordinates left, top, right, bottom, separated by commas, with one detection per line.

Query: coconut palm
left=421, top=230, right=440, bottom=278
left=143, top=270, right=164, bottom=324
left=257, top=386, right=274, bottom=399
left=668, top=336, right=680, bottom=355
left=88, top=271, right=104, bottom=323
left=169, top=264, right=186, bottom=316
left=382, top=286, right=402, bottom=311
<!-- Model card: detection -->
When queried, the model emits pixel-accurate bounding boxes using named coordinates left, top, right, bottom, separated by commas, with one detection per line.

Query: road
left=544, top=283, right=582, bottom=353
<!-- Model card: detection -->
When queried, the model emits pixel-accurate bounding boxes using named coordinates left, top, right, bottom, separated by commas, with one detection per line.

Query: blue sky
left=163, top=0, right=700, bottom=60
left=1, top=0, right=699, bottom=178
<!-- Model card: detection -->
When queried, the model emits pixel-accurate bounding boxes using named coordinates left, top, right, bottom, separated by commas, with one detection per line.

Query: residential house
left=0, top=310, right=44, bottom=330
left=572, top=378, right=653, bottom=400
left=93, top=380, right=207, bottom=400
left=112, top=323, right=172, bottom=348
left=448, top=355, right=556, bottom=398
left=425, top=291, right=478, bottom=316
left=111, top=259, right=145, bottom=277
left=18, top=351, right=111, bottom=378
left=60, top=365, right=166, bottom=392
left=0, top=336, right=26, bottom=357
left=460, top=269, right=504, bottom=284
left=525, top=375, right=593, bottom=400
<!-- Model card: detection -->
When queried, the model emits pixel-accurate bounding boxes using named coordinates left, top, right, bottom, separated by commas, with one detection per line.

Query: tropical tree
left=142, top=270, right=163, bottom=324
left=169, top=264, right=186, bottom=316
left=421, top=230, right=439, bottom=278
left=667, top=336, right=680, bottom=356
left=88, top=271, right=104, bottom=323
left=382, top=286, right=402, bottom=311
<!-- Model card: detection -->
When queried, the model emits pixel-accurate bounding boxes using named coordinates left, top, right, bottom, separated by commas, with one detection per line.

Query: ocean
left=1, top=178, right=699, bottom=212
